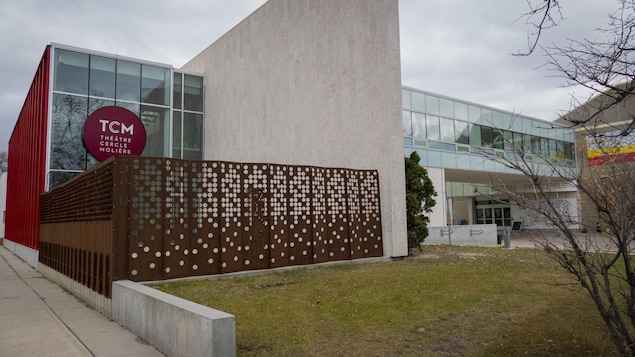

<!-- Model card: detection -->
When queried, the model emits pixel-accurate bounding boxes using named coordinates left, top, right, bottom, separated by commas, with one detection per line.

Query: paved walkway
left=0, top=246, right=164, bottom=357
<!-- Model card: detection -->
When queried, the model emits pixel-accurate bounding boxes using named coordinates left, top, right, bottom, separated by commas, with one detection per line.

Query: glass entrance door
left=475, top=202, right=512, bottom=227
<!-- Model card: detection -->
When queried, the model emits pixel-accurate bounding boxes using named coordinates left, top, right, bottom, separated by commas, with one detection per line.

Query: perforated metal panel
left=40, top=156, right=384, bottom=286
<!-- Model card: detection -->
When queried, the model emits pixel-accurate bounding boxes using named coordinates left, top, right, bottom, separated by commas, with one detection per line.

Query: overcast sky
left=0, top=0, right=621, bottom=151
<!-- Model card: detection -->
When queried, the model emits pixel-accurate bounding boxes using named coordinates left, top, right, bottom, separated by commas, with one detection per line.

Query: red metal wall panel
left=6, top=46, right=50, bottom=249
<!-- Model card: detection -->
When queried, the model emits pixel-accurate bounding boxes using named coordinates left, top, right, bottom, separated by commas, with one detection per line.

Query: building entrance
left=475, top=200, right=512, bottom=227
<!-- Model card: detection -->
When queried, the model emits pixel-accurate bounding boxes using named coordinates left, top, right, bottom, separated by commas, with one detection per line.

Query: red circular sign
left=83, top=106, right=147, bottom=161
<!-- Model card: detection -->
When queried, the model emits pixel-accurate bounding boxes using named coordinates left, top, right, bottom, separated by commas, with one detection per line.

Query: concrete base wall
left=424, top=224, right=498, bottom=246
left=113, top=280, right=236, bottom=357
left=38, top=263, right=112, bottom=317
left=3, top=240, right=38, bottom=268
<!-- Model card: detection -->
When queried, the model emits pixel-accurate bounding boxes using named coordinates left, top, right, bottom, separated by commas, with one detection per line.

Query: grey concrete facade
left=183, top=0, right=407, bottom=257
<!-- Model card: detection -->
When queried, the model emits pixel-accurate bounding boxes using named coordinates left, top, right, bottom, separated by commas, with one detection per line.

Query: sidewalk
left=0, top=246, right=164, bottom=357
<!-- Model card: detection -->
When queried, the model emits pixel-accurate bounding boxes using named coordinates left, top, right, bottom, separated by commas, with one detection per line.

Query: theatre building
left=5, top=1, right=406, bottom=269
left=4, top=0, right=578, bottom=273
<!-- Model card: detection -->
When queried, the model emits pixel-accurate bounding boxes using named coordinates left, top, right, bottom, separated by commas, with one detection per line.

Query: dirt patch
left=408, top=250, right=487, bottom=260
left=456, top=252, right=487, bottom=259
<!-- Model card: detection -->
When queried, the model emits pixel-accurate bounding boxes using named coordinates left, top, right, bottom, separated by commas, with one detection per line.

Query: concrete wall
left=426, top=167, right=447, bottom=226
left=424, top=224, right=498, bottom=246
left=39, top=263, right=112, bottom=317
left=113, top=280, right=236, bottom=357
left=0, top=172, right=6, bottom=240
left=182, top=0, right=407, bottom=257
left=3, top=239, right=38, bottom=268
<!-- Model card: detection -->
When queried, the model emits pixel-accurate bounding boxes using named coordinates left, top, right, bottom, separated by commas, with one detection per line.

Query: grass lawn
left=152, top=245, right=618, bottom=356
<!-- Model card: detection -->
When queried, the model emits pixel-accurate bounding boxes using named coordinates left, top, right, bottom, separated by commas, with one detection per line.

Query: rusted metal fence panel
left=40, top=159, right=115, bottom=297
left=40, top=157, right=383, bottom=295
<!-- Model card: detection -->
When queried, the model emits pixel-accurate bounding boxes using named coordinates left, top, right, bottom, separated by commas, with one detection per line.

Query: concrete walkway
left=0, top=246, right=164, bottom=357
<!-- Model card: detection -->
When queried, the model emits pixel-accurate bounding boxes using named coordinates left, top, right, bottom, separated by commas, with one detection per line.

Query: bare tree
left=519, top=0, right=635, bottom=132
left=477, top=121, right=635, bottom=355
left=513, top=0, right=563, bottom=56
left=472, top=2, right=635, bottom=354
left=0, top=151, right=7, bottom=173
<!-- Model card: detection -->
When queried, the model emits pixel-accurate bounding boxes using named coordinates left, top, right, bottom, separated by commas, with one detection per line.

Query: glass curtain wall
left=402, top=88, right=576, bottom=169
left=172, top=73, right=204, bottom=160
left=49, top=47, right=204, bottom=188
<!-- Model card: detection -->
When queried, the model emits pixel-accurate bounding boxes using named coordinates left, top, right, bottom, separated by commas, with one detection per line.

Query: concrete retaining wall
left=424, top=224, right=499, bottom=246
left=3, top=240, right=38, bottom=268
left=112, top=280, right=236, bottom=357
left=39, top=263, right=112, bottom=317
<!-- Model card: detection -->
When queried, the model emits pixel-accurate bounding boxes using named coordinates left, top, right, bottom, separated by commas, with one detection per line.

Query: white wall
left=0, top=172, right=6, bottom=238
left=425, top=167, right=446, bottom=227
left=183, top=0, right=407, bottom=257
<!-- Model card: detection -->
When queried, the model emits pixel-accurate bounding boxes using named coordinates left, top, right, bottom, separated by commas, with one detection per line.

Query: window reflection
left=51, top=93, right=88, bottom=170
left=454, top=121, right=469, bottom=144
left=173, top=73, right=182, bottom=110
left=54, top=49, right=89, bottom=94
left=89, top=56, right=116, bottom=98
left=172, top=111, right=182, bottom=158
left=412, top=112, right=426, bottom=139
left=116, top=60, right=141, bottom=102
left=142, top=65, right=170, bottom=105
left=184, top=75, right=203, bottom=112
left=183, top=112, right=203, bottom=160
left=401, top=89, right=576, bottom=168
left=141, top=106, right=168, bottom=157
left=439, top=117, right=454, bottom=143
left=426, top=115, right=440, bottom=141
left=402, top=110, right=412, bottom=136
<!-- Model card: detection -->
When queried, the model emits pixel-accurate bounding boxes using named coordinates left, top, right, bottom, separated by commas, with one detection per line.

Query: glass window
left=440, top=98, right=454, bottom=118
left=503, top=130, right=514, bottom=151
left=48, top=171, right=81, bottom=190
left=50, top=93, right=88, bottom=170
left=89, top=55, right=116, bottom=98
left=454, top=102, right=468, bottom=121
left=541, top=137, right=550, bottom=157
left=531, top=136, right=541, bottom=155
left=116, top=60, right=141, bottom=102
left=469, top=124, right=481, bottom=147
left=426, top=115, right=440, bottom=141
left=141, top=65, right=170, bottom=105
left=183, top=112, right=203, bottom=160
left=411, top=91, right=425, bottom=112
left=412, top=112, right=426, bottom=139
left=481, top=126, right=493, bottom=147
left=439, top=118, right=454, bottom=143
left=564, top=142, right=575, bottom=160
left=140, top=106, right=169, bottom=157
left=511, top=114, right=523, bottom=131
left=549, top=139, right=557, bottom=158
left=89, top=98, right=114, bottom=116
left=492, top=128, right=504, bottom=150
left=425, top=95, right=439, bottom=115
left=173, top=111, right=182, bottom=158
left=556, top=140, right=565, bottom=159
left=523, top=134, right=532, bottom=153
left=402, top=110, right=412, bottom=136
left=184, top=75, right=204, bottom=112
left=54, top=49, right=89, bottom=95
left=467, top=105, right=481, bottom=123
left=454, top=121, right=469, bottom=144
left=402, top=89, right=411, bottom=110
left=512, top=132, right=524, bottom=152
left=116, top=101, right=140, bottom=116
left=173, top=73, right=182, bottom=110
left=498, top=113, right=511, bottom=129
left=428, top=141, right=456, bottom=151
